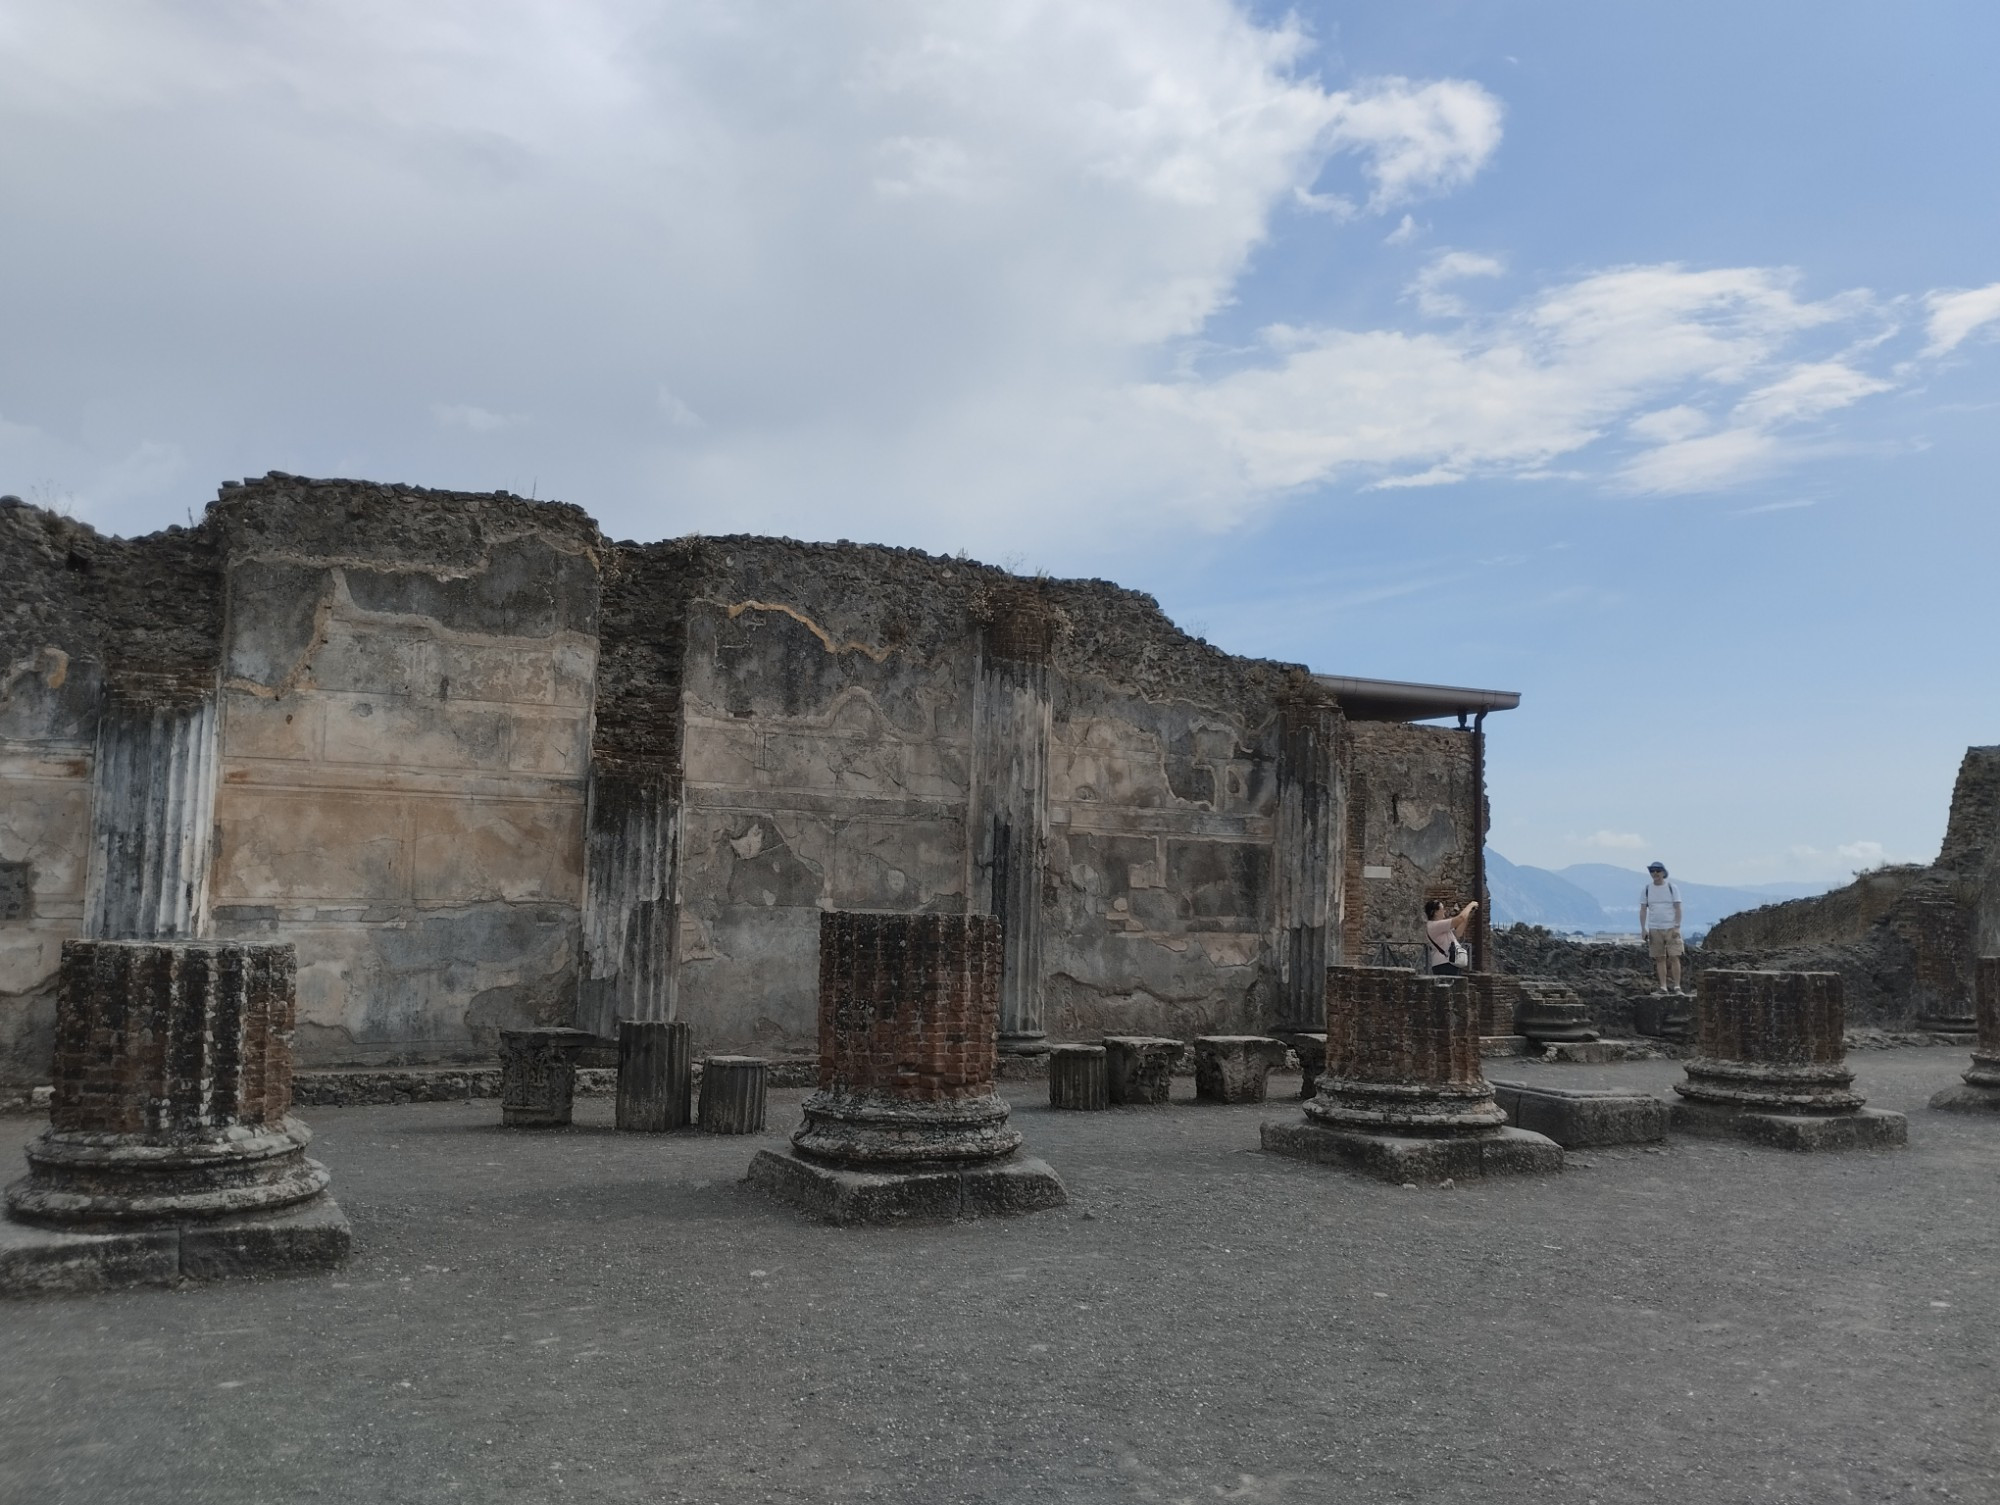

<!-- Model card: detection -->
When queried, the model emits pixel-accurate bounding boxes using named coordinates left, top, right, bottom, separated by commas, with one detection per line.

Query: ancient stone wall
left=0, top=477, right=1495, bottom=1081
left=205, top=476, right=602, bottom=1067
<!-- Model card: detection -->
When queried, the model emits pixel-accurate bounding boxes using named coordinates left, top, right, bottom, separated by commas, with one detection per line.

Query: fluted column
left=1272, top=692, right=1344, bottom=1033
left=972, top=592, right=1055, bottom=1054
left=578, top=771, right=678, bottom=1037
left=84, top=690, right=220, bottom=941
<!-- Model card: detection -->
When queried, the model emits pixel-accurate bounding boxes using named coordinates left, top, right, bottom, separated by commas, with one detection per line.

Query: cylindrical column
left=579, top=772, right=679, bottom=1038
left=1304, top=965, right=1504, bottom=1132
left=698, top=1056, right=768, bottom=1134
left=84, top=692, right=220, bottom=941
left=972, top=593, right=1055, bottom=1055
left=1516, top=978, right=1600, bottom=1043
left=1674, top=970, right=1863, bottom=1114
left=1907, top=891, right=1975, bottom=1036
left=1967, top=957, right=2000, bottom=1089
left=1048, top=1044, right=1108, bottom=1111
left=616, top=1018, right=692, bottom=1131
left=6, top=940, right=327, bottom=1228
left=1272, top=692, right=1343, bottom=1032
left=792, top=911, right=1020, bottom=1167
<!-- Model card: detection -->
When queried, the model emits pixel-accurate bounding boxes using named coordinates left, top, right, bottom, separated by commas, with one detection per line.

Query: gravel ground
left=1, top=1052, right=1995, bottom=1505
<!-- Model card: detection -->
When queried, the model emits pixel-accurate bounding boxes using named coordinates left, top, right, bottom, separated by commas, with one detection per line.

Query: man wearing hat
left=1639, top=861, right=1684, bottom=993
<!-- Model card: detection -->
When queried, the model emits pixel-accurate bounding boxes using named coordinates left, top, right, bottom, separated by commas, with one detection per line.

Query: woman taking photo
left=1423, top=897, right=1478, bottom=976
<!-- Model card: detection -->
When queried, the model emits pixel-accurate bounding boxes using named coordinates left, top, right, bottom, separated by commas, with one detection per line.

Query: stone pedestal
left=1516, top=979, right=1600, bottom=1044
left=2, top=940, right=348, bottom=1294
left=1670, top=971, right=1906, bottom=1150
left=499, top=1027, right=596, bottom=1127
left=1261, top=966, right=1561, bottom=1183
left=1193, top=1036, right=1288, bottom=1104
left=1631, top=992, right=1695, bottom=1043
left=1930, top=955, right=2000, bottom=1112
left=1274, top=1031, right=1327, bottom=1100
left=747, top=912, right=1066, bottom=1223
left=698, top=1056, right=768, bottom=1134
left=1103, top=1036, right=1182, bottom=1105
left=616, top=1019, right=692, bottom=1132
left=1048, top=1044, right=1108, bottom=1111
left=1489, top=1080, right=1667, bottom=1148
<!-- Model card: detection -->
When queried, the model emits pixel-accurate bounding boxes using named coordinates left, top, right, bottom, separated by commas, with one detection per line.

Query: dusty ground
left=1, top=1051, right=1995, bottom=1505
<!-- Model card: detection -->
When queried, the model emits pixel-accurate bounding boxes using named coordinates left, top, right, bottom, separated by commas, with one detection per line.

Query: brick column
left=7, top=940, right=332, bottom=1228
left=1905, top=890, right=1975, bottom=1038
left=83, top=690, right=220, bottom=941
left=972, top=592, right=1055, bottom=1055
left=1928, top=956, right=2000, bottom=1112
left=1671, top=970, right=1906, bottom=1149
left=748, top=912, right=1066, bottom=1222
left=1261, top=964, right=1559, bottom=1182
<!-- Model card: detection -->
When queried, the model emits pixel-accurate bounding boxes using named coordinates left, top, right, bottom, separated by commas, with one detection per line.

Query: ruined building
left=0, top=476, right=1516, bottom=1086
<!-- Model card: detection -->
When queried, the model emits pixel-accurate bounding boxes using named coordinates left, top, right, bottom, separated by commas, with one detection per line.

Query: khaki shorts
left=1646, top=927, right=1684, bottom=959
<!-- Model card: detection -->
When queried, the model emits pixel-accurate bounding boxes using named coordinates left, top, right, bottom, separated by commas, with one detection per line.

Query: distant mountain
left=1486, top=854, right=1834, bottom=937
left=1484, top=851, right=1608, bottom=932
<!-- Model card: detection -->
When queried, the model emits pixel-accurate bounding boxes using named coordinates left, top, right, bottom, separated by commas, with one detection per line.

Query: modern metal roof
left=1313, top=674, right=1521, bottom=723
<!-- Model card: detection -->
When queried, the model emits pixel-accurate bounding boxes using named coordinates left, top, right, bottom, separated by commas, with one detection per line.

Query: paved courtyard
left=1, top=1051, right=1994, bottom=1505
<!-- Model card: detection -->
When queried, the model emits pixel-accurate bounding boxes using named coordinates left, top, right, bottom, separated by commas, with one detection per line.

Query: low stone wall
left=1494, top=925, right=1919, bottom=1032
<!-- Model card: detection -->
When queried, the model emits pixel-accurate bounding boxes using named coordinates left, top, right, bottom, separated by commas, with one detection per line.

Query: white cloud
left=1924, top=283, right=2000, bottom=356
left=433, top=404, right=517, bottom=434
left=1408, top=250, right=1504, bottom=317
left=1323, top=77, right=1504, bottom=211
left=0, top=2, right=1987, bottom=558
left=1580, top=830, right=1646, bottom=850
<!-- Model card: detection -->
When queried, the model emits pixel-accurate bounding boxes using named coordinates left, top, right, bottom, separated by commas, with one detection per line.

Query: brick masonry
left=816, top=911, right=1001, bottom=1102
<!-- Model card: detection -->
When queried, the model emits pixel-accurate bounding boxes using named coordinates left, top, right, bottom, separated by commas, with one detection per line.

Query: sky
left=2, top=1, right=1996, bottom=887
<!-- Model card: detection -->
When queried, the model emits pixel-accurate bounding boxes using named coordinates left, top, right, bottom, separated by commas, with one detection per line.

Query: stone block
left=0, top=1217, right=180, bottom=1296
left=0, top=1198, right=351, bottom=1296
left=616, top=1019, right=692, bottom=1132
left=1272, top=1031, right=1326, bottom=1099
left=698, top=1056, right=768, bottom=1134
left=1103, top=1036, right=1181, bottom=1105
left=1489, top=1079, right=1668, bottom=1147
left=1048, top=1044, right=1108, bottom=1111
left=1260, top=1120, right=1562, bottom=1183
left=1193, top=1036, right=1288, bottom=1104
left=1479, top=1035, right=1529, bottom=1058
left=1928, top=1082, right=2000, bottom=1113
left=745, top=1149, right=1067, bottom=1226
left=1669, top=1099, right=1909, bottom=1151
left=175, top=1197, right=354, bottom=1281
left=1632, top=993, right=1695, bottom=1042
left=499, top=1026, right=594, bottom=1127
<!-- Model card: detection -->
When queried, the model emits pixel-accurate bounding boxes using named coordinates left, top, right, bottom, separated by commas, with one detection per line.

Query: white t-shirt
left=1640, top=879, right=1680, bottom=930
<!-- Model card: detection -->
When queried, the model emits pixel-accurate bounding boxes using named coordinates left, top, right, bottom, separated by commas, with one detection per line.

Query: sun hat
left=1646, top=861, right=1666, bottom=873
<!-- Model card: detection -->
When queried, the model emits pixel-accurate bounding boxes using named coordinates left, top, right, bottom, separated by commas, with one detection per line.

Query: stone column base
left=1259, top=1120, right=1561, bottom=1184
left=1927, top=1082, right=2000, bottom=1113
left=0, top=1196, right=350, bottom=1297
left=1489, top=1080, right=1668, bottom=1147
left=1668, top=1099, right=1908, bottom=1150
left=745, top=1150, right=1066, bottom=1226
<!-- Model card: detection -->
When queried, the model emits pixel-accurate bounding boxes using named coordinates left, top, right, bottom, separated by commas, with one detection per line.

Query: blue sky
left=2, top=2, right=1995, bottom=886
